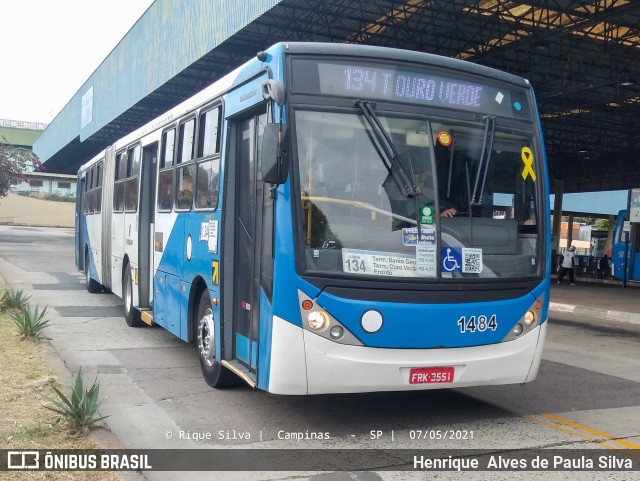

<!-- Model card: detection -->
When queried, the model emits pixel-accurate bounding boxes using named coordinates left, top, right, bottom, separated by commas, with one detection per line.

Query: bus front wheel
left=123, top=264, right=142, bottom=327
left=196, top=292, right=237, bottom=388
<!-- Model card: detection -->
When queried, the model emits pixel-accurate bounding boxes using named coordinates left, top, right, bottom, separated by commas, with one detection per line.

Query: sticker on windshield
left=441, top=247, right=483, bottom=274
left=402, top=227, right=436, bottom=246
left=419, top=205, right=434, bottom=224
left=442, top=247, right=462, bottom=272
left=342, top=248, right=418, bottom=277
left=521, top=146, right=536, bottom=181
left=462, top=248, right=483, bottom=274
left=416, top=245, right=437, bottom=277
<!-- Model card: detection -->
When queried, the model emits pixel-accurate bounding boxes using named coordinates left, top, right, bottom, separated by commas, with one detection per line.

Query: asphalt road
left=1, top=225, right=639, bottom=481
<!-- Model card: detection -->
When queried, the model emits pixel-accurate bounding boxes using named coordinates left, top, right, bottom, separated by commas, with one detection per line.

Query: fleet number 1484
left=457, top=315, right=497, bottom=333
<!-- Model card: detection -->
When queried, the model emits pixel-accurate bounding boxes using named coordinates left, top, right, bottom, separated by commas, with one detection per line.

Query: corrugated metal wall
left=34, top=0, right=281, bottom=164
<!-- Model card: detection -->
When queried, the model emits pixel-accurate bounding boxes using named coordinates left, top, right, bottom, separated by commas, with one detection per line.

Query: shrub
left=1, top=289, right=31, bottom=310
left=42, top=369, right=108, bottom=433
left=10, top=305, right=49, bottom=342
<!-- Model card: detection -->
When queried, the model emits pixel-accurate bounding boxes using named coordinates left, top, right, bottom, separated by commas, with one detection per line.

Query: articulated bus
left=76, top=42, right=550, bottom=394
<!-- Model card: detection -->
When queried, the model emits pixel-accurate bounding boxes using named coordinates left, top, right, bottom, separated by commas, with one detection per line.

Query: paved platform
left=550, top=277, right=640, bottom=325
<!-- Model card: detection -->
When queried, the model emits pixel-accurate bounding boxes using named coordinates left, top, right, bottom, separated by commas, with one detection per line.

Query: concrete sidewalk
left=550, top=277, right=640, bottom=325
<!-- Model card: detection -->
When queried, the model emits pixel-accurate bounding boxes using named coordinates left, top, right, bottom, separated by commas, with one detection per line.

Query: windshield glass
left=295, top=110, right=540, bottom=280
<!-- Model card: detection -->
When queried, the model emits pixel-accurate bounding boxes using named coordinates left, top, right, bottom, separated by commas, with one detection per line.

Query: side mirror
left=261, top=123, right=289, bottom=184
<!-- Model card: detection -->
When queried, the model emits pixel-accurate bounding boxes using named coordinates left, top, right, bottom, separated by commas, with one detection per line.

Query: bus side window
left=125, top=144, right=141, bottom=212
left=158, top=128, right=176, bottom=211
left=113, top=152, right=126, bottom=212
left=95, top=163, right=102, bottom=213
left=176, top=118, right=195, bottom=210
left=195, top=106, right=221, bottom=210
left=89, top=167, right=96, bottom=214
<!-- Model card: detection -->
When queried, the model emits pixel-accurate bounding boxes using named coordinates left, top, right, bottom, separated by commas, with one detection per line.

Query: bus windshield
left=295, top=109, right=541, bottom=280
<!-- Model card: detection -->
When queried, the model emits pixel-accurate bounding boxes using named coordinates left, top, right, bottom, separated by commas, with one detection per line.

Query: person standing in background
left=558, top=245, right=576, bottom=285
left=598, top=254, right=610, bottom=279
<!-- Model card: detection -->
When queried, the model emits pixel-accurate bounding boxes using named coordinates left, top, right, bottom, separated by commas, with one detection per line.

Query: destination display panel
left=290, top=58, right=533, bottom=120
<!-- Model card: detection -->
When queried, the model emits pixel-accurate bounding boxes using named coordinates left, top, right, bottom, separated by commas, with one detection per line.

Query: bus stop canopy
left=34, top=0, right=640, bottom=195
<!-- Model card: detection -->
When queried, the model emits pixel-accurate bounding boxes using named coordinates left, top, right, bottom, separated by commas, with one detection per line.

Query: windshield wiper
left=355, top=100, right=419, bottom=197
left=470, top=115, right=496, bottom=206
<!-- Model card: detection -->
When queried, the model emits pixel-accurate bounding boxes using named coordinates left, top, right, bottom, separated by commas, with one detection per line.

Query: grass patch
left=26, top=367, right=55, bottom=381
left=0, top=308, right=117, bottom=480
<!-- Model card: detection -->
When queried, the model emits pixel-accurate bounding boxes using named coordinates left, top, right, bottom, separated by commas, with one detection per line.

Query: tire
left=195, top=291, right=238, bottom=388
left=85, top=251, right=101, bottom=293
left=123, top=264, right=142, bottom=327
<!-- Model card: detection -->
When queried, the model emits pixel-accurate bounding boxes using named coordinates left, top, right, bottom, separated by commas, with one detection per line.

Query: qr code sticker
left=462, top=248, right=483, bottom=273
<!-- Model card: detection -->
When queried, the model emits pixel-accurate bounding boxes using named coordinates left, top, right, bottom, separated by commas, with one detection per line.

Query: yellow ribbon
left=521, top=146, right=536, bottom=181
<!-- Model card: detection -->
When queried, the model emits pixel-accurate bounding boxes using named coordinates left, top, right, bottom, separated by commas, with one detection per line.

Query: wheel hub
left=198, top=308, right=215, bottom=367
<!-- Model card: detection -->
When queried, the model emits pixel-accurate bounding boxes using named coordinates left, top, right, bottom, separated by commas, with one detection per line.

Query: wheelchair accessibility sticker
left=441, top=247, right=483, bottom=274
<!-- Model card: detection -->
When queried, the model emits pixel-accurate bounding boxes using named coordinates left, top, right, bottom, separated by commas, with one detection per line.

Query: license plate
left=409, top=367, right=454, bottom=384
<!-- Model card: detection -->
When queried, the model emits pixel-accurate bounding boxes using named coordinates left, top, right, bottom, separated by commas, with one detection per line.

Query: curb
left=549, top=301, right=640, bottom=326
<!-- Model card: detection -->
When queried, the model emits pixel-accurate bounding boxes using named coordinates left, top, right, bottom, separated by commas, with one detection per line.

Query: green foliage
left=594, top=218, right=609, bottom=232
left=10, top=305, right=50, bottom=342
left=1, top=288, right=31, bottom=310
left=44, top=193, right=76, bottom=203
left=0, top=137, right=43, bottom=198
left=41, top=369, right=108, bottom=433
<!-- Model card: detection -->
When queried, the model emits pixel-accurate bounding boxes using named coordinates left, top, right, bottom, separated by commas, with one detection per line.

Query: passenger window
left=125, top=145, right=141, bottom=212
left=127, top=145, right=141, bottom=178
left=195, top=106, right=221, bottom=210
left=197, top=107, right=221, bottom=157
left=161, top=129, right=175, bottom=168
left=158, top=128, right=176, bottom=212
left=177, top=119, right=195, bottom=164
left=87, top=169, right=95, bottom=214
left=176, top=164, right=194, bottom=210
left=195, top=159, right=219, bottom=209
left=115, top=152, right=127, bottom=181
left=113, top=152, right=126, bottom=212
left=95, top=163, right=103, bottom=214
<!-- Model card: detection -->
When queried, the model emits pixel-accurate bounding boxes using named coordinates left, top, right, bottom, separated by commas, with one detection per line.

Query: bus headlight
left=513, top=323, right=524, bottom=336
left=307, top=310, right=330, bottom=331
left=501, top=295, right=545, bottom=342
left=329, top=326, right=344, bottom=340
left=524, top=310, right=536, bottom=326
left=297, top=290, right=363, bottom=346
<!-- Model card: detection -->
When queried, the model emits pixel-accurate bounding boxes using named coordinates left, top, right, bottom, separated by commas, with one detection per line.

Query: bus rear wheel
left=123, top=264, right=142, bottom=327
left=196, top=291, right=237, bottom=388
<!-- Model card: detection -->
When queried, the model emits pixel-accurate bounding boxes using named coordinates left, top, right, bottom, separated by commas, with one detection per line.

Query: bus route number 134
left=457, top=315, right=497, bottom=333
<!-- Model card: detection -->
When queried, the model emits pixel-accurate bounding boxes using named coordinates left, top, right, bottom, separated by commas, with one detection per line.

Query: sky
left=0, top=0, right=155, bottom=125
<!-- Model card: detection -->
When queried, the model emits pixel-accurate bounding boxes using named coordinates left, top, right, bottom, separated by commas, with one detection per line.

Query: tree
left=594, top=218, right=609, bottom=232
left=0, top=139, right=43, bottom=198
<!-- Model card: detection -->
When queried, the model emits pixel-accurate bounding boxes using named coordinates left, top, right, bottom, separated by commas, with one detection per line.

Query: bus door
left=228, top=111, right=267, bottom=372
left=138, top=143, right=158, bottom=308
left=76, top=174, right=86, bottom=270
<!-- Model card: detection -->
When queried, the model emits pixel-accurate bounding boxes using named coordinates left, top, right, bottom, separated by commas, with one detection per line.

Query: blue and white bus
left=612, top=210, right=640, bottom=282
left=76, top=42, right=550, bottom=395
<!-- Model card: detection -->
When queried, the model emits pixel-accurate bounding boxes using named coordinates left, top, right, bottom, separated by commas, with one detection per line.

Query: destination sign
left=291, top=58, right=532, bottom=120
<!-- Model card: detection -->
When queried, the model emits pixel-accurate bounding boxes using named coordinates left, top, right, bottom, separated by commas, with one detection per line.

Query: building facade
left=1, top=118, right=77, bottom=199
